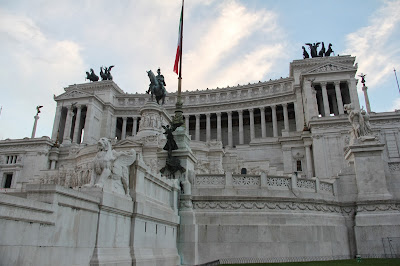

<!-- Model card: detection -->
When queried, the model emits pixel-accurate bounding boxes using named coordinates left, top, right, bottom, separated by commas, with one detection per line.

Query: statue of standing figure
left=344, top=104, right=374, bottom=144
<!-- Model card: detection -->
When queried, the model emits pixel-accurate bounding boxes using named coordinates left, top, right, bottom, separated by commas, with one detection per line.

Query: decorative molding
left=356, top=203, right=400, bottom=213
left=232, top=176, right=260, bottom=186
left=195, top=175, right=225, bottom=186
left=389, top=162, right=400, bottom=172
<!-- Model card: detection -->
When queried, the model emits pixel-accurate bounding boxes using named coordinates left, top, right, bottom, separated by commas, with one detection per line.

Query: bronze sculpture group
left=86, top=66, right=114, bottom=82
left=302, top=42, right=334, bottom=59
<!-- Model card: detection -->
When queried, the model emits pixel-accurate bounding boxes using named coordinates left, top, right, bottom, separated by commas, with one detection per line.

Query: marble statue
left=344, top=104, right=374, bottom=144
left=86, top=137, right=136, bottom=195
left=146, top=68, right=167, bottom=105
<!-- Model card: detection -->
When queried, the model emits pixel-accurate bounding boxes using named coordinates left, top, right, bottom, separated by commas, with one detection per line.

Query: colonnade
left=114, top=116, right=140, bottom=140
left=315, top=80, right=354, bottom=117
left=184, top=103, right=296, bottom=147
left=52, top=104, right=89, bottom=144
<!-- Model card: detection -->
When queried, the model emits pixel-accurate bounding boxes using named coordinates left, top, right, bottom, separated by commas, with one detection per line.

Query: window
left=3, top=173, right=13, bottom=188
left=241, top=168, right=247, bottom=174
left=296, top=160, right=302, bottom=172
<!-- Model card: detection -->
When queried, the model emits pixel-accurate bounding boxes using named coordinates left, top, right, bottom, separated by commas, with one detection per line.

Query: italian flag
left=173, top=2, right=184, bottom=75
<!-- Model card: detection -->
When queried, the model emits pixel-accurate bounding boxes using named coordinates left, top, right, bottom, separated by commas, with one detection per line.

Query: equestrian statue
left=146, top=68, right=167, bottom=105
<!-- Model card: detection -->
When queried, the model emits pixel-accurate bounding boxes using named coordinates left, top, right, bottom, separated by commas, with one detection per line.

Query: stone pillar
left=195, top=114, right=200, bottom=141
left=31, top=115, right=39, bottom=138
left=206, top=113, right=211, bottom=142
left=249, top=108, right=255, bottom=141
left=305, top=143, right=314, bottom=178
left=132, top=117, right=138, bottom=136
left=184, top=115, right=190, bottom=134
left=227, top=111, right=233, bottom=147
left=345, top=142, right=391, bottom=201
left=72, top=105, right=82, bottom=143
left=349, top=78, right=361, bottom=110
left=294, top=87, right=304, bottom=132
left=51, top=105, right=62, bottom=140
left=83, top=104, right=93, bottom=144
left=260, top=107, right=266, bottom=138
left=111, top=116, right=117, bottom=139
left=334, top=81, right=344, bottom=115
left=362, top=86, right=371, bottom=113
left=271, top=105, right=278, bottom=137
left=63, top=106, right=73, bottom=144
left=238, top=110, right=244, bottom=144
left=282, top=103, right=289, bottom=131
left=321, top=82, right=330, bottom=117
left=121, top=117, right=127, bottom=140
left=216, top=112, right=222, bottom=141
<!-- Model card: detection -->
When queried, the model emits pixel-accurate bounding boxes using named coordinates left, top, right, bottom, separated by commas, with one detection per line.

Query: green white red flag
left=173, top=1, right=184, bottom=75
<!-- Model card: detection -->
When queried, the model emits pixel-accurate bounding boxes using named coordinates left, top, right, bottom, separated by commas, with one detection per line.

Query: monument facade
left=0, top=55, right=399, bottom=265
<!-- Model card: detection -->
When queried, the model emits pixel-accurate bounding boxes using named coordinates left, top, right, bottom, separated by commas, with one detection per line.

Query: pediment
left=55, top=90, right=93, bottom=100
left=303, top=62, right=356, bottom=75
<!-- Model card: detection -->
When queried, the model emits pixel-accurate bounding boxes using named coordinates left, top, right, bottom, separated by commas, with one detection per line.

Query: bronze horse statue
left=146, top=70, right=166, bottom=105
left=86, top=68, right=99, bottom=82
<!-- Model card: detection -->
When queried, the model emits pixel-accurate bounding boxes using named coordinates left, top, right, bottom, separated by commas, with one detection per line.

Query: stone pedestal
left=81, top=188, right=134, bottom=266
left=344, top=141, right=391, bottom=201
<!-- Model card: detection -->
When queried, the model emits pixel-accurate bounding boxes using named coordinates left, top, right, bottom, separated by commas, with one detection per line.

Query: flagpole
left=174, top=0, right=184, bottom=126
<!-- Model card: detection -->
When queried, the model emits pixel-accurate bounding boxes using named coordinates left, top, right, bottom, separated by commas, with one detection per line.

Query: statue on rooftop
left=302, top=46, right=309, bottom=59
left=86, top=68, right=99, bottom=82
left=358, top=73, right=367, bottom=87
left=305, top=42, right=320, bottom=58
left=325, top=43, right=334, bottom=56
left=318, top=42, right=326, bottom=57
left=100, top=66, right=114, bottom=81
left=146, top=68, right=167, bottom=105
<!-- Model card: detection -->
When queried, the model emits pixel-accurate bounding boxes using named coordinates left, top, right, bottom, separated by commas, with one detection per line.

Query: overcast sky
left=1, top=0, right=400, bottom=140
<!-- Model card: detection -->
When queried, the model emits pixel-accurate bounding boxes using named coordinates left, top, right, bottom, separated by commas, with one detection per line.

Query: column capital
left=195, top=114, right=200, bottom=118
left=282, top=103, right=288, bottom=108
left=206, top=113, right=211, bottom=118
left=334, top=81, right=341, bottom=86
left=271, top=104, right=276, bottom=109
left=362, top=86, right=368, bottom=92
left=216, top=112, right=221, bottom=116
left=320, top=81, right=327, bottom=87
left=260, top=106, right=265, bottom=112
left=122, top=116, right=127, bottom=121
left=238, top=109, right=243, bottom=114
left=184, top=114, right=190, bottom=119
left=226, top=111, right=232, bottom=115
left=248, top=108, right=254, bottom=113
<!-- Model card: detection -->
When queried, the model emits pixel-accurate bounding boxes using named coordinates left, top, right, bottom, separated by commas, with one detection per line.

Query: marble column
left=305, top=143, right=314, bottom=178
left=238, top=110, right=244, bottom=144
left=227, top=111, right=233, bottom=147
left=206, top=113, right=211, bottom=142
left=31, top=115, right=39, bottom=138
left=111, top=116, right=117, bottom=139
left=83, top=103, right=93, bottom=144
left=362, top=86, right=371, bottom=113
left=63, top=106, right=73, bottom=144
left=195, top=114, right=200, bottom=141
left=121, top=117, right=127, bottom=140
left=260, top=107, right=266, bottom=138
left=321, top=82, right=330, bottom=117
left=217, top=112, right=222, bottom=141
left=282, top=103, right=289, bottom=131
left=184, top=115, right=190, bottom=134
left=72, top=105, right=82, bottom=143
left=330, top=92, right=339, bottom=115
left=334, top=81, right=344, bottom=115
left=249, top=108, right=255, bottom=141
left=271, top=105, right=278, bottom=137
left=349, top=78, right=360, bottom=110
left=133, top=117, right=138, bottom=136
left=51, top=105, right=63, bottom=140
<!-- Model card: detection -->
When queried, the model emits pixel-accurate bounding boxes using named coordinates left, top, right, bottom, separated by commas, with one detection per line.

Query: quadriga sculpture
left=86, top=137, right=136, bottom=195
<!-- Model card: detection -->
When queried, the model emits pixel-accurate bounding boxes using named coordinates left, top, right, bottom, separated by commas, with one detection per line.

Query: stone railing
left=194, top=173, right=335, bottom=196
